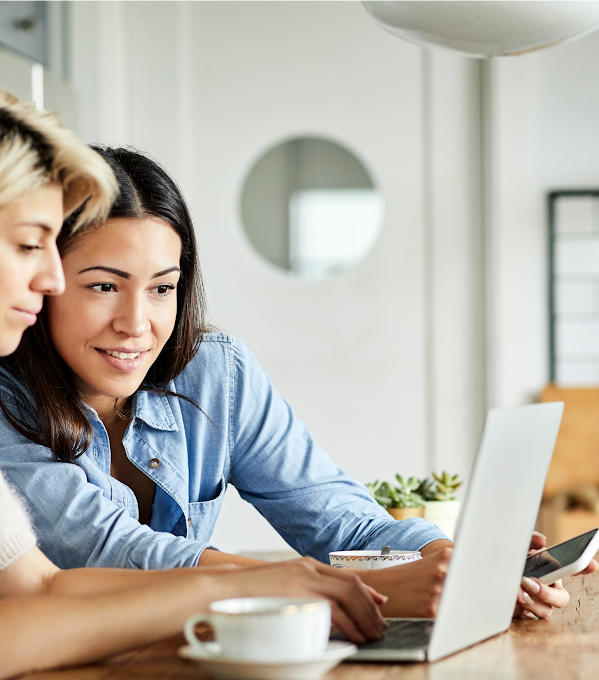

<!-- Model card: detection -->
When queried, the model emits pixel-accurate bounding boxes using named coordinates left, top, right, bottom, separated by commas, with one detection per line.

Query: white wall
left=483, top=30, right=599, bottom=410
left=426, top=52, right=485, bottom=479
left=536, top=31, right=599, bottom=189
left=68, top=1, right=486, bottom=553
left=483, top=55, right=546, bottom=409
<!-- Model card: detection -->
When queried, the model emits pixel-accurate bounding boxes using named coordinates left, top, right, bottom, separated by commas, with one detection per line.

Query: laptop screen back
left=427, top=402, right=564, bottom=662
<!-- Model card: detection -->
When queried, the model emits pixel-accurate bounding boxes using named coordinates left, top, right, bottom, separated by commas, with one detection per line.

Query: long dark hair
left=0, top=147, right=208, bottom=463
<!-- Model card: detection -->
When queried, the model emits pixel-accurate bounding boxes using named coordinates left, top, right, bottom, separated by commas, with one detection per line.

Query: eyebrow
left=77, top=265, right=181, bottom=279
left=153, top=266, right=181, bottom=278
left=17, top=221, right=54, bottom=234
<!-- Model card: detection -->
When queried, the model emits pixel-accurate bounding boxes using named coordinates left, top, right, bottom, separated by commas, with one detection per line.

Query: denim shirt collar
left=82, top=389, right=178, bottom=433
left=133, top=390, right=179, bottom=432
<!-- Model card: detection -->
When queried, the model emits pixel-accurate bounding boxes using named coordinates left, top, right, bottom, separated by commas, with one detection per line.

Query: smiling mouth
left=102, top=349, right=142, bottom=360
left=95, top=349, right=148, bottom=373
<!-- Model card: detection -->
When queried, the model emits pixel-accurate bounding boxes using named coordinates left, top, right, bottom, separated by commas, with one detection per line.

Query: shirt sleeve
left=0, top=470, right=36, bottom=569
left=0, top=420, right=207, bottom=571
left=228, top=339, right=448, bottom=563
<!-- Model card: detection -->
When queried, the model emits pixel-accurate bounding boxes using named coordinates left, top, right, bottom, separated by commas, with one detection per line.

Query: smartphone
left=523, top=527, right=599, bottom=584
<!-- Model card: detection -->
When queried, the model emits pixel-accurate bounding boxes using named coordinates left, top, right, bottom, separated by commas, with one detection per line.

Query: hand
left=528, top=530, right=547, bottom=552
left=356, top=547, right=453, bottom=618
left=223, top=557, right=387, bottom=644
left=527, top=531, right=598, bottom=574
left=513, top=531, right=598, bottom=619
left=514, top=576, right=569, bottom=618
left=576, top=559, right=599, bottom=575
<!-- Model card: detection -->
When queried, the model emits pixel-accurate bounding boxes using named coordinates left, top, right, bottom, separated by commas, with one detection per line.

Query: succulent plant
left=415, top=472, right=462, bottom=502
left=366, top=477, right=424, bottom=509
left=367, top=471, right=461, bottom=509
left=365, top=480, right=394, bottom=509
left=395, top=474, right=420, bottom=494
left=394, top=475, right=425, bottom=508
left=414, top=476, right=436, bottom=501
left=430, top=471, right=462, bottom=501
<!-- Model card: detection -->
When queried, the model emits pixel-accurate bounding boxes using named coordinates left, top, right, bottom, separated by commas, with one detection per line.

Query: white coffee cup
left=329, top=550, right=421, bottom=570
left=184, top=597, right=331, bottom=662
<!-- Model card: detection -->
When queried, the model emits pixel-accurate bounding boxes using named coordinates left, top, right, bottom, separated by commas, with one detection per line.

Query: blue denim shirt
left=0, top=334, right=446, bottom=569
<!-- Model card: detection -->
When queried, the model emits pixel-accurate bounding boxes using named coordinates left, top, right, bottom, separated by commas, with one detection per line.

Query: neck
left=86, top=395, right=131, bottom=426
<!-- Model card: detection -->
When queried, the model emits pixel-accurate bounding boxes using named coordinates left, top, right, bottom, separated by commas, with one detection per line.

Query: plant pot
left=387, top=506, right=425, bottom=521
left=422, top=500, right=461, bottom=540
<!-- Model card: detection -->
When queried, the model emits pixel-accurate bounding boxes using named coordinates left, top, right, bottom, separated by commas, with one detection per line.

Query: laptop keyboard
left=332, top=619, right=434, bottom=651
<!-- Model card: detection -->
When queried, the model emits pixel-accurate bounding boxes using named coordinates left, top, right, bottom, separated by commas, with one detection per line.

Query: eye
left=19, top=244, right=42, bottom=253
left=89, top=283, right=117, bottom=293
left=151, top=283, right=176, bottom=297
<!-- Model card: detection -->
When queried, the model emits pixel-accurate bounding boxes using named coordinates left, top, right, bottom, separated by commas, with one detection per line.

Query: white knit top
left=0, top=470, right=36, bottom=569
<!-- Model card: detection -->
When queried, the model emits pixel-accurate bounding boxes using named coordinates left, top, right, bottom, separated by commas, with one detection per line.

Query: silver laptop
left=349, top=402, right=564, bottom=662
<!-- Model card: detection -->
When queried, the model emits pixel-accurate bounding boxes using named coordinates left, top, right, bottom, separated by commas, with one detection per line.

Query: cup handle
left=184, top=613, right=219, bottom=657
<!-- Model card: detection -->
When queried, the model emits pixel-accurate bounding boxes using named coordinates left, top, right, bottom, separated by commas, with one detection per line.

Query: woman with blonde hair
left=0, top=90, right=386, bottom=678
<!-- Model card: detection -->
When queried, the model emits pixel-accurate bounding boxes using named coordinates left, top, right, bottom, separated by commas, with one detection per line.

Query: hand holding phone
left=523, top=528, right=599, bottom=585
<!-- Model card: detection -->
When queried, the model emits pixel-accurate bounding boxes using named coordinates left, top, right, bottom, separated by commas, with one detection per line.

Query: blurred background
left=3, top=1, right=599, bottom=553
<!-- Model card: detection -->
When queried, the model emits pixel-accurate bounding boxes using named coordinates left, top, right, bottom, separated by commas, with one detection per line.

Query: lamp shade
left=363, top=1, right=599, bottom=58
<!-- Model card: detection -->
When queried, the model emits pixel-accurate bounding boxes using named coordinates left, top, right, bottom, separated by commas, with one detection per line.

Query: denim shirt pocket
left=186, top=476, right=226, bottom=542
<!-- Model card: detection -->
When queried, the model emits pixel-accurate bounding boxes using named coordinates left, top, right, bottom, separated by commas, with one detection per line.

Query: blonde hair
left=0, top=90, right=118, bottom=229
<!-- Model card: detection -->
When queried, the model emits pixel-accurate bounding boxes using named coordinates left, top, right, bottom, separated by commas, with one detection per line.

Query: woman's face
left=46, top=217, right=182, bottom=409
left=0, top=184, right=65, bottom=356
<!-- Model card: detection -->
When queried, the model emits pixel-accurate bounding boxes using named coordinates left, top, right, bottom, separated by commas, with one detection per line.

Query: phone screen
left=523, top=528, right=598, bottom=579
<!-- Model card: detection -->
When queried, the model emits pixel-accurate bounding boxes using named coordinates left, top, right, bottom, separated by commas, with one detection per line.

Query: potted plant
left=417, top=471, right=462, bottom=540
left=366, top=477, right=425, bottom=520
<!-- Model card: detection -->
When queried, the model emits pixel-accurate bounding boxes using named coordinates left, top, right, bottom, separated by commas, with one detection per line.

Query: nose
left=31, top=243, right=65, bottom=296
left=112, top=292, right=151, bottom=338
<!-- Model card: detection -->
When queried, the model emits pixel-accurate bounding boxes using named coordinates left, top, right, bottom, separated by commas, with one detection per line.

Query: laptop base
left=343, top=618, right=433, bottom=662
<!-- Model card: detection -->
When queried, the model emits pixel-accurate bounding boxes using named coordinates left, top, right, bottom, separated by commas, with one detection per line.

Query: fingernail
left=521, top=591, right=532, bottom=604
left=533, top=531, right=546, bottom=540
left=522, top=576, right=541, bottom=594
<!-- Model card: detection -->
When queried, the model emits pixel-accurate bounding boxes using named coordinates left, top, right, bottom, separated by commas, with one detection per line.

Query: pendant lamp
left=363, top=1, right=599, bottom=58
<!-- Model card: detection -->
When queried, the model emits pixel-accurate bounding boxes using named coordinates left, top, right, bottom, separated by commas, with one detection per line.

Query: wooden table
left=22, top=572, right=599, bottom=680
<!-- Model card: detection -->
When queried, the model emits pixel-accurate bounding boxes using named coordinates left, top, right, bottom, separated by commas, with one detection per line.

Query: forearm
left=197, top=548, right=267, bottom=567
left=0, top=543, right=262, bottom=601
left=47, top=549, right=265, bottom=597
left=0, top=572, right=230, bottom=680
left=420, top=539, right=453, bottom=556
left=47, top=562, right=238, bottom=597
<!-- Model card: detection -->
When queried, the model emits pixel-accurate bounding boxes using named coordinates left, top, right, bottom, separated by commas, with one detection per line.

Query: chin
left=0, top=333, right=23, bottom=357
left=100, top=381, right=144, bottom=400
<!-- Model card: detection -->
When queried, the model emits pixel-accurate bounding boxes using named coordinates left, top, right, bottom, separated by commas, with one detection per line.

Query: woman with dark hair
left=0, top=146, right=574, bottom=620
left=4, top=145, right=207, bottom=470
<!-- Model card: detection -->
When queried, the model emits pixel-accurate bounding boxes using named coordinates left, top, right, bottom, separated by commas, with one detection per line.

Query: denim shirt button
left=150, top=458, right=160, bottom=468
left=187, top=516, right=192, bottom=528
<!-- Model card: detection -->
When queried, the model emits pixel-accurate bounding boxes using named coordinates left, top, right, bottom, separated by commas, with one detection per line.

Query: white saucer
left=178, top=640, right=357, bottom=680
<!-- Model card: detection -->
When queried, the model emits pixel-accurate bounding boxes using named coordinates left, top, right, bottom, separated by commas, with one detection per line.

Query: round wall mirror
left=240, top=136, right=384, bottom=280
